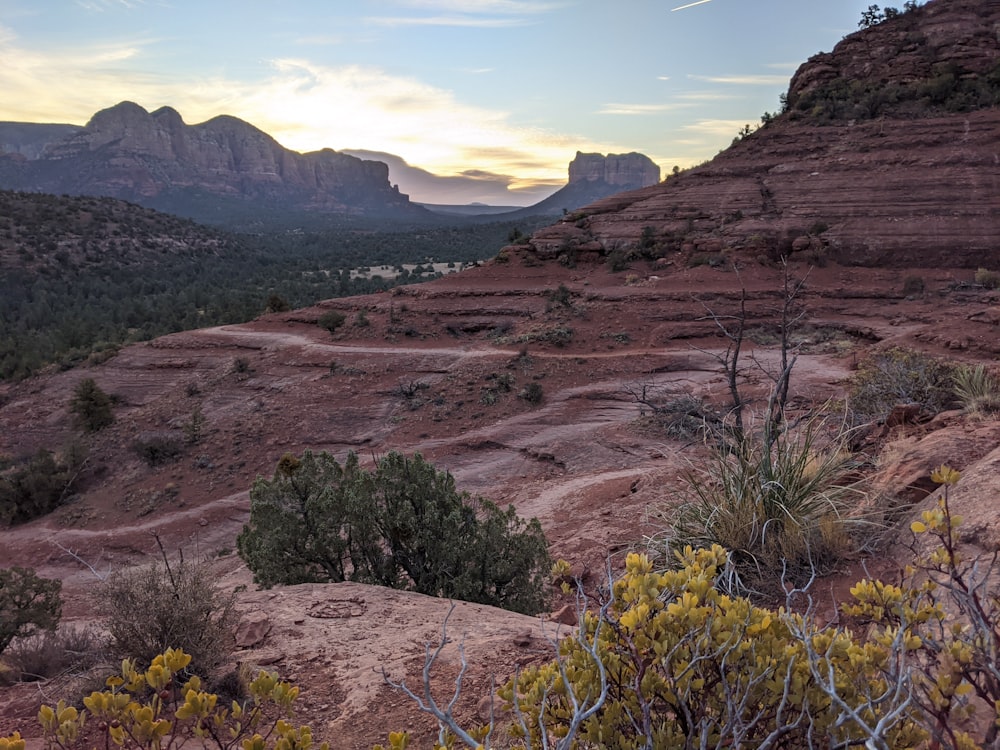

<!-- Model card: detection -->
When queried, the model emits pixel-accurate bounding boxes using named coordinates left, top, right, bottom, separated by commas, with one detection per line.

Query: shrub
left=517, top=325, right=573, bottom=347
left=688, top=251, right=726, bottom=268
left=69, top=378, right=113, bottom=432
left=264, top=293, right=290, bottom=313
left=182, top=405, right=205, bottom=446
left=97, top=558, right=237, bottom=677
left=974, top=267, right=1000, bottom=289
left=658, top=419, right=868, bottom=592
left=230, top=357, right=253, bottom=375
left=0, top=448, right=81, bottom=525
left=518, top=382, right=544, bottom=405
left=848, top=347, right=956, bottom=423
left=380, top=469, right=1000, bottom=750
left=493, top=547, right=926, bottom=750
left=132, top=432, right=184, bottom=466
left=318, top=310, right=346, bottom=333
left=952, top=363, right=1000, bottom=414
left=543, top=284, right=572, bottom=311
left=3, top=625, right=104, bottom=682
left=0, top=567, right=62, bottom=656
left=606, top=249, right=629, bottom=272
left=237, top=450, right=550, bottom=614
left=22, top=648, right=326, bottom=750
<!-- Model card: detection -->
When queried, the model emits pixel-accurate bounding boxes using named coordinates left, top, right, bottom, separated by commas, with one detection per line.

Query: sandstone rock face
left=568, top=151, right=660, bottom=188
left=530, top=0, right=1000, bottom=268
left=0, top=122, right=80, bottom=159
left=787, top=0, right=1000, bottom=113
left=504, top=151, right=661, bottom=218
left=0, top=102, right=425, bottom=220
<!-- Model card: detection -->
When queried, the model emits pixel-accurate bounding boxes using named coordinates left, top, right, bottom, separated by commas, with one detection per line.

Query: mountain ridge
left=0, top=101, right=429, bottom=224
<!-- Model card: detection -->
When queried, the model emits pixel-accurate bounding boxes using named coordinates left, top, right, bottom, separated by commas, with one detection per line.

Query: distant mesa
left=478, top=152, right=661, bottom=220
left=567, top=152, right=660, bottom=189
left=0, top=101, right=429, bottom=226
left=0, top=107, right=662, bottom=227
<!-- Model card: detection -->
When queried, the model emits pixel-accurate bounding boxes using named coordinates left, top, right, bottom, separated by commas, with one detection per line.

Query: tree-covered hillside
left=0, top=190, right=548, bottom=380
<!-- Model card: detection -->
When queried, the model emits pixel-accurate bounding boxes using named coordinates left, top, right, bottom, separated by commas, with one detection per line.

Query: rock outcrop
left=0, top=102, right=428, bottom=223
left=528, top=0, right=1000, bottom=268
left=500, top=152, right=661, bottom=219
left=567, top=151, right=660, bottom=188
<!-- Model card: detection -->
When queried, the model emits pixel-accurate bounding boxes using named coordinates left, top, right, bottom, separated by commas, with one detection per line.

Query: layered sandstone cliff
left=528, top=0, right=1000, bottom=268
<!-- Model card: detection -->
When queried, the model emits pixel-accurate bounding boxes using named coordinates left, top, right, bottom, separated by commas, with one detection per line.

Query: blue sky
left=0, top=0, right=879, bottom=204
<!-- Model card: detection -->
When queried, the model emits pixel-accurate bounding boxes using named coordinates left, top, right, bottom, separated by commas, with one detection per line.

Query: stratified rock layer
left=530, top=0, right=1000, bottom=268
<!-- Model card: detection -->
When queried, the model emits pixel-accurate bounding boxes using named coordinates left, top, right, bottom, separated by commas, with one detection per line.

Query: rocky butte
left=0, top=101, right=427, bottom=222
left=501, top=151, right=661, bottom=218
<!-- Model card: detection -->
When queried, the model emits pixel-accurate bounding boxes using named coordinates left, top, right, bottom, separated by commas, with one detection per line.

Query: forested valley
left=0, top=190, right=547, bottom=380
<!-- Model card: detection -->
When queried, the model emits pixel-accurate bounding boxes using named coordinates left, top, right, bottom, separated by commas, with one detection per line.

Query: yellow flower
left=930, top=465, right=961, bottom=486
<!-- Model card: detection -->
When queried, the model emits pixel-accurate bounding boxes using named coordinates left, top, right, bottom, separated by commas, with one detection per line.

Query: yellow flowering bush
left=498, top=546, right=925, bottom=750
left=17, top=648, right=327, bottom=750
left=380, top=468, right=995, bottom=749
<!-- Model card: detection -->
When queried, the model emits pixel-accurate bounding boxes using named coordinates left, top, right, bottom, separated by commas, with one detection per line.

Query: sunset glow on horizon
left=0, top=0, right=878, bottom=204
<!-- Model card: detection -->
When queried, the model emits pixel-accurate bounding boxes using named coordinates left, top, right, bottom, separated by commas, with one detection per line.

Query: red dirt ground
left=1, top=253, right=999, bottom=747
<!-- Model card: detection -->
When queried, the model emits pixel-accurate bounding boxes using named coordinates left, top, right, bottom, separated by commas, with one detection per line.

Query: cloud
left=365, top=15, right=532, bottom=27
left=366, top=0, right=561, bottom=27
left=74, top=0, right=145, bottom=10
left=681, top=118, right=750, bottom=139
left=392, top=1, right=563, bottom=12
left=670, top=0, right=712, bottom=11
left=0, top=24, right=616, bottom=192
left=597, top=103, right=680, bottom=116
left=689, top=73, right=791, bottom=86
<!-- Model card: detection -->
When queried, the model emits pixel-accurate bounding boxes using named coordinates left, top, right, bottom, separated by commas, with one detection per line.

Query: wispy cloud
left=366, top=15, right=530, bottom=27
left=74, top=0, right=145, bottom=10
left=682, top=118, right=750, bottom=139
left=392, top=1, right=563, bottom=12
left=367, top=0, right=560, bottom=27
left=597, top=103, right=679, bottom=116
left=0, top=26, right=609, bottom=186
left=676, top=91, right=736, bottom=102
left=671, top=0, right=712, bottom=11
left=689, top=73, right=790, bottom=85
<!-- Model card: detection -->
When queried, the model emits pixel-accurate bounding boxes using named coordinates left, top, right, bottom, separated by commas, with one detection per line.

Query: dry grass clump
left=952, top=363, right=1000, bottom=415
left=2, top=625, right=106, bottom=683
left=848, top=347, right=956, bottom=424
left=651, top=418, right=873, bottom=594
left=98, top=559, right=238, bottom=677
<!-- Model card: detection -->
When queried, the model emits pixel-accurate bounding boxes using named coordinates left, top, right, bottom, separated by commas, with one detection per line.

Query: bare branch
left=51, top=540, right=108, bottom=581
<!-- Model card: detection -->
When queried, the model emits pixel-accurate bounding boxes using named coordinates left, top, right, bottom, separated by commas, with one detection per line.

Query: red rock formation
left=2, top=102, right=426, bottom=219
left=567, top=151, right=660, bottom=188
left=530, top=0, right=1000, bottom=268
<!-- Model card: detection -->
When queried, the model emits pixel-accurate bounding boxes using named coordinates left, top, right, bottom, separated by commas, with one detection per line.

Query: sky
left=0, top=0, right=880, bottom=205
